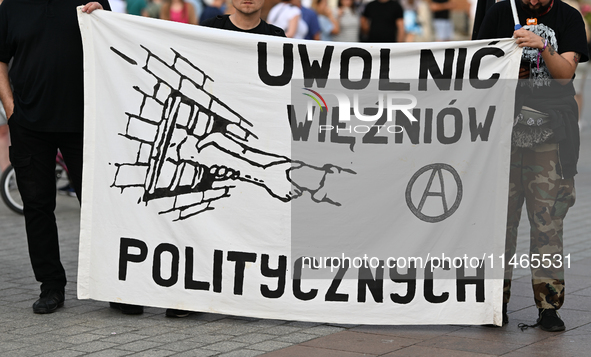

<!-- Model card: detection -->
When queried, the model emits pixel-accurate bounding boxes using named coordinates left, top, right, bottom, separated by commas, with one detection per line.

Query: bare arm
left=326, top=12, right=340, bottom=35
left=0, top=62, right=13, bottom=120
left=360, top=16, right=369, bottom=35
left=187, top=2, right=198, bottom=25
left=285, top=14, right=300, bottom=38
left=160, top=4, right=171, bottom=20
left=514, top=28, right=579, bottom=85
left=396, top=17, right=405, bottom=43
left=320, top=8, right=339, bottom=35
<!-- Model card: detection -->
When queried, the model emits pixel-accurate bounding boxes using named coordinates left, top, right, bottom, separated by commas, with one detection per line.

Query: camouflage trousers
left=504, top=143, right=575, bottom=310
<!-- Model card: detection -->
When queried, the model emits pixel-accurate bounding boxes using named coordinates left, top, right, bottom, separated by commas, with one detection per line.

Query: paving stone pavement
left=1, top=128, right=590, bottom=356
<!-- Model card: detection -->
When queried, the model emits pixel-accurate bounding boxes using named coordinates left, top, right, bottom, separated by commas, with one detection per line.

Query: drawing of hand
left=178, top=130, right=293, bottom=202
left=112, top=46, right=358, bottom=221
left=167, top=93, right=356, bottom=206
left=288, top=162, right=356, bottom=206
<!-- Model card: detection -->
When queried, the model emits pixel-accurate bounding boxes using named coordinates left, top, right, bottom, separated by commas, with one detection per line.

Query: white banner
left=77, top=9, right=521, bottom=326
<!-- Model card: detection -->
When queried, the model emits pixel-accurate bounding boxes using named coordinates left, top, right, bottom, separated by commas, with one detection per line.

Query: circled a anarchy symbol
left=405, top=163, right=462, bottom=223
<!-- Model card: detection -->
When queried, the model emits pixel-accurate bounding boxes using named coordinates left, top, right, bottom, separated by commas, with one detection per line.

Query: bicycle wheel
left=0, top=165, right=24, bottom=214
left=55, top=164, right=73, bottom=196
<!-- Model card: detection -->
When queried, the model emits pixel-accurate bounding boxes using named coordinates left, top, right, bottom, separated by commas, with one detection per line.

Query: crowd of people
left=105, top=0, right=476, bottom=42
left=0, top=0, right=481, bottom=176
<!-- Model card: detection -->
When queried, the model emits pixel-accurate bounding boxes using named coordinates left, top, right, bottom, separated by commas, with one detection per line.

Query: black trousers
left=8, top=121, right=83, bottom=292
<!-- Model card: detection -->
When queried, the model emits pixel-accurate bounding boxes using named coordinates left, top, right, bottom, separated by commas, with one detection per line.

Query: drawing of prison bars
left=112, top=46, right=257, bottom=219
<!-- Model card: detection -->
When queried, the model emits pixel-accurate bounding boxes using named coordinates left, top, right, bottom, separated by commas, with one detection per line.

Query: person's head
left=520, top=0, right=553, bottom=16
left=337, top=0, right=355, bottom=9
left=232, top=0, right=264, bottom=16
left=312, top=0, right=327, bottom=12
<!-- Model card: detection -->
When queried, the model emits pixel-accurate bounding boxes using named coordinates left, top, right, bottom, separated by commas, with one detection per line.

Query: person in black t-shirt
left=360, top=0, right=405, bottom=42
left=165, top=0, right=284, bottom=320
left=478, top=0, right=588, bottom=332
left=0, top=0, right=145, bottom=316
left=201, top=0, right=285, bottom=36
left=429, top=0, right=454, bottom=41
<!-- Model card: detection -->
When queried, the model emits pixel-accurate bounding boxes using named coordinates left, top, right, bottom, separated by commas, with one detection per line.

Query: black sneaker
left=33, top=289, right=65, bottom=314
left=165, top=309, right=195, bottom=318
left=109, top=302, right=144, bottom=315
left=537, top=308, right=565, bottom=332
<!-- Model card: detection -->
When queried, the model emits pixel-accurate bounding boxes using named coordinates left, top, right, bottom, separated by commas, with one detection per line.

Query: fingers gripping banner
left=77, top=9, right=521, bottom=325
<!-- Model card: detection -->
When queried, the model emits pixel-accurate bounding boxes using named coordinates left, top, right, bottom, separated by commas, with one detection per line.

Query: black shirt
left=471, top=0, right=496, bottom=40
left=477, top=0, right=588, bottom=179
left=201, top=15, right=286, bottom=37
left=0, top=0, right=112, bottom=132
left=362, top=0, right=404, bottom=43
left=432, top=0, right=450, bottom=19
left=477, top=0, right=588, bottom=99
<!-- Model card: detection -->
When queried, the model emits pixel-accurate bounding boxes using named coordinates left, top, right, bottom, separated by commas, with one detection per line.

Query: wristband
left=537, top=39, right=548, bottom=70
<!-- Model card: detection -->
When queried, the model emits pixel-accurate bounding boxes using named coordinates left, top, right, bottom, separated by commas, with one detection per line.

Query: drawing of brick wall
left=112, top=46, right=255, bottom=220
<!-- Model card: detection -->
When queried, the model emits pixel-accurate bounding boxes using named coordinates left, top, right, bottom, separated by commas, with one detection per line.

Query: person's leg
left=504, top=146, right=525, bottom=307
left=8, top=122, right=66, bottom=292
left=442, top=19, right=453, bottom=41
left=520, top=143, right=574, bottom=331
left=433, top=19, right=445, bottom=41
left=523, top=143, right=574, bottom=310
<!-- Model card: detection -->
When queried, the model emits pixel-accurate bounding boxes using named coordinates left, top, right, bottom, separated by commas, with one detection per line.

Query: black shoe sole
left=539, top=325, right=565, bottom=332
left=109, top=302, right=144, bottom=315
left=165, top=309, right=195, bottom=318
left=33, top=301, right=64, bottom=314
